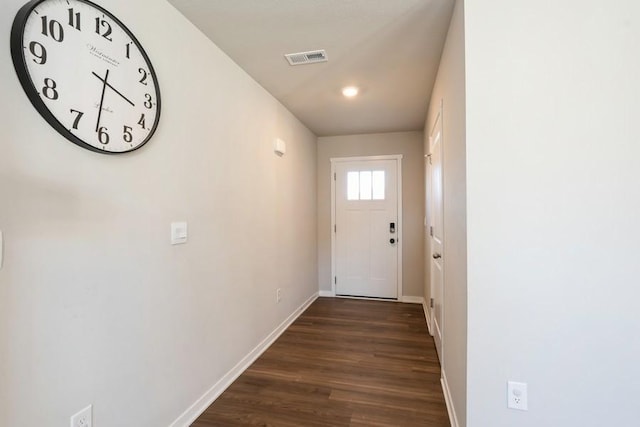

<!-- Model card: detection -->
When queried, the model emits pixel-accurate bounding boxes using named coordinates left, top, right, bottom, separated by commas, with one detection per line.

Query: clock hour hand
left=91, top=71, right=135, bottom=107
left=95, top=69, right=109, bottom=132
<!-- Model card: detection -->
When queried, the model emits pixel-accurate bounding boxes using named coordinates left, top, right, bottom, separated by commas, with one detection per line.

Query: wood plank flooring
left=192, top=297, right=449, bottom=427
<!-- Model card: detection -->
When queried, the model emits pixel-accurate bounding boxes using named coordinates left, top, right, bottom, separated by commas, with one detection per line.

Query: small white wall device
left=171, top=222, right=188, bottom=245
left=274, top=138, right=286, bottom=156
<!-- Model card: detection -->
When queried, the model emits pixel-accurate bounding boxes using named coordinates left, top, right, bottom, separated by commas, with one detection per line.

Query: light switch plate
left=171, top=222, right=188, bottom=245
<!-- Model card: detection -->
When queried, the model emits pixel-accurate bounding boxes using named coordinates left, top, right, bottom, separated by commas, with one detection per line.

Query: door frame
left=428, top=101, right=444, bottom=350
left=330, top=155, right=403, bottom=299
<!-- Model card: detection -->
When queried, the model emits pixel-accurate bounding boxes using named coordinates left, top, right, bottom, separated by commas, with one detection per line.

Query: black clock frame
left=10, top=0, right=161, bottom=154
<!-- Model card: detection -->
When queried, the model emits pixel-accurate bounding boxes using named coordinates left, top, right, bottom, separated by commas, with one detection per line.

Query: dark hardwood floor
left=192, top=297, right=449, bottom=427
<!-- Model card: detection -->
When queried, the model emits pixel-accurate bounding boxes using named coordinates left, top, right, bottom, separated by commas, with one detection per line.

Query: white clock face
left=12, top=0, right=160, bottom=153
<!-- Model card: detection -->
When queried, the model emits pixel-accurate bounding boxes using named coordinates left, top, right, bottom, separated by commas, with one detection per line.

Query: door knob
left=432, top=253, right=441, bottom=259
left=390, top=238, right=395, bottom=244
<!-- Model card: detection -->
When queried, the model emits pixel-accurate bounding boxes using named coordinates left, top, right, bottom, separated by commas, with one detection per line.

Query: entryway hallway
left=192, top=298, right=449, bottom=426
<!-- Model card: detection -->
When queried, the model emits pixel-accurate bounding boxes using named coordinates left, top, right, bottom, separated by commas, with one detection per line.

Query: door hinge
left=430, top=298, right=434, bottom=308
left=334, top=224, right=337, bottom=233
left=429, top=226, right=434, bottom=237
left=334, top=172, right=336, bottom=180
left=334, top=276, right=337, bottom=284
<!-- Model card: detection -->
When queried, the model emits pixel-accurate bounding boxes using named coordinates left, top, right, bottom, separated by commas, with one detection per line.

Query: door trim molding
left=428, top=99, right=444, bottom=353
left=428, top=106, right=442, bottom=334
left=330, top=155, right=403, bottom=299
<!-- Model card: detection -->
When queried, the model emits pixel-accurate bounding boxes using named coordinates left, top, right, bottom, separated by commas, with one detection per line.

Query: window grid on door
left=347, top=170, right=385, bottom=201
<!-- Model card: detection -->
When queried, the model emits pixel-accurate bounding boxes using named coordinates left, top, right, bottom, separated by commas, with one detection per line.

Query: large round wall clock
left=10, top=0, right=161, bottom=154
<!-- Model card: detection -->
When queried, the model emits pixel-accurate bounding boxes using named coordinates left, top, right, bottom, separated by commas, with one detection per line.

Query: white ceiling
left=166, top=0, right=455, bottom=136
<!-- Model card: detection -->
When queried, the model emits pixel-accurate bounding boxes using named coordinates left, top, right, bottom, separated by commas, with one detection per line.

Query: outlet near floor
left=276, top=288, right=282, bottom=303
left=70, top=404, right=92, bottom=427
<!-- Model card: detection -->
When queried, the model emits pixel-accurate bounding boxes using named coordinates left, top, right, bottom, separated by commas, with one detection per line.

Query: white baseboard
left=422, top=299, right=433, bottom=336
left=441, top=369, right=460, bottom=427
left=318, top=290, right=335, bottom=297
left=400, top=295, right=424, bottom=304
left=169, top=292, right=319, bottom=427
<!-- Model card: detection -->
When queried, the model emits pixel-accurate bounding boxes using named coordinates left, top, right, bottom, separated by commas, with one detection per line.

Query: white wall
left=317, top=132, right=425, bottom=298
left=465, top=0, right=640, bottom=426
left=425, top=0, right=467, bottom=425
left=0, top=1, right=317, bottom=426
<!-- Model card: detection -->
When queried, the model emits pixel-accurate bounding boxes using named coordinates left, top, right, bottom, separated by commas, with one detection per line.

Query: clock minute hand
left=95, top=69, right=109, bottom=132
left=91, top=71, right=135, bottom=107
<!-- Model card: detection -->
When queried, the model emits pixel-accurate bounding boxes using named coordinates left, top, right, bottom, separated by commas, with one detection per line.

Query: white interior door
left=425, top=155, right=434, bottom=331
left=429, top=112, right=444, bottom=361
left=333, top=158, right=400, bottom=299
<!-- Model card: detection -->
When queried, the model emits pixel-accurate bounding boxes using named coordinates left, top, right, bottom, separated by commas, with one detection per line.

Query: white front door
left=429, top=111, right=444, bottom=361
left=333, top=157, right=401, bottom=299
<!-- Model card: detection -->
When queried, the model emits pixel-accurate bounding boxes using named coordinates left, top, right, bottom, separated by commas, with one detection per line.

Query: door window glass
left=347, top=170, right=385, bottom=200
left=359, top=171, right=372, bottom=200
left=347, top=171, right=360, bottom=200
left=372, top=171, right=385, bottom=200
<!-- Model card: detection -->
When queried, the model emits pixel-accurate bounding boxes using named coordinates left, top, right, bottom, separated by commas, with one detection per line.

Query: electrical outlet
left=70, top=405, right=92, bottom=427
left=276, top=288, right=282, bottom=303
left=507, top=381, right=528, bottom=411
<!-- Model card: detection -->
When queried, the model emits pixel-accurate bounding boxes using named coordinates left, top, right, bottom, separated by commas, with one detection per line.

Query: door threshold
left=335, top=294, right=398, bottom=302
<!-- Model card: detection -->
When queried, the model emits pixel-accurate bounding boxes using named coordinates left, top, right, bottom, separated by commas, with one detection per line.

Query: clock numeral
left=95, top=17, right=113, bottom=41
left=144, top=93, right=153, bottom=109
left=98, top=127, right=110, bottom=145
left=28, top=41, right=47, bottom=65
left=138, top=68, right=148, bottom=85
left=41, top=16, right=64, bottom=42
left=42, top=78, right=59, bottom=100
left=137, top=113, right=146, bottom=129
left=126, top=43, right=131, bottom=59
left=68, top=8, right=81, bottom=31
left=123, top=126, right=133, bottom=143
left=70, top=109, right=84, bottom=130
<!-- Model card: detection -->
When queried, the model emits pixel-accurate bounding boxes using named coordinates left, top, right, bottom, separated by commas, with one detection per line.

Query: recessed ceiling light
left=342, top=86, right=359, bottom=98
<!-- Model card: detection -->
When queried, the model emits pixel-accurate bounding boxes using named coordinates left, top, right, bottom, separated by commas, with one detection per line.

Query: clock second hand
left=91, top=71, right=136, bottom=107
left=95, top=69, right=109, bottom=132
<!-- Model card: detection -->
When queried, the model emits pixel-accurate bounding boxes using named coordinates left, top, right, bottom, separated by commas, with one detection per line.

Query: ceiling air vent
left=284, top=49, right=328, bottom=66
